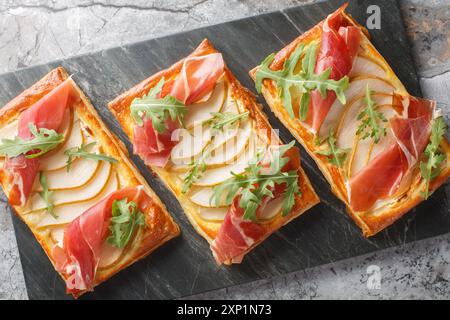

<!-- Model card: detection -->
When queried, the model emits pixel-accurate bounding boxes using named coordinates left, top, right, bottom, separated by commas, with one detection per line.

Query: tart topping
left=2, top=79, right=74, bottom=206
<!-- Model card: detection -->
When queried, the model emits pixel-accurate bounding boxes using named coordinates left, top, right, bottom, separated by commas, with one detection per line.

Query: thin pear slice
left=27, top=161, right=112, bottom=213
left=319, top=76, right=395, bottom=138
left=347, top=106, right=397, bottom=177
left=171, top=126, right=212, bottom=166
left=0, top=120, right=18, bottom=140
left=34, top=154, right=100, bottom=191
left=205, top=120, right=252, bottom=166
left=350, top=56, right=387, bottom=79
left=36, top=172, right=118, bottom=228
left=187, top=134, right=257, bottom=187
left=185, top=80, right=227, bottom=128
left=50, top=225, right=66, bottom=247
left=190, top=187, right=227, bottom=208
left=337, top=94, right=394, bottom=149
left=198, top=207, right=229, bottom=222
left=367, top=106, right=397, bottom=161
left=209, top=124, right=239, bottom=151
left=260, top=197, right=284, bottom=221
left=98, top=241, right=124, bottom=269
left=40, top=120, right=84, bottom=171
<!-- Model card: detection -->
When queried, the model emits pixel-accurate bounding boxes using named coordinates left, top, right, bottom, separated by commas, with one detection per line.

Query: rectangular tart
left=0, top=67, right=180, bottom=297
left=109, top=39, right=319, bottom=265
left=250, top=4, right=450, bottom=236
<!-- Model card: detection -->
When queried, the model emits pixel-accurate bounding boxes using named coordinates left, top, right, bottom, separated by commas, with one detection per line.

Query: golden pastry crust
left=250, top=11, right=450, bottom=237
left=0, top=67, right=180, bottom=297
left=108, top=39, right=319, bottom=260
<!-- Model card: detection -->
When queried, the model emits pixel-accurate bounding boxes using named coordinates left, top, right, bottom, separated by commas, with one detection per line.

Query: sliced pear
left=50, top=225, right=66, bottom=247
left=27, top=161, right=112, bottom=213
left=337, top=95, right=394, bottom=149
left=260, top=197, right=284, bottom=220
left=209, top=123, right=239, bottom=151
left=187, top=135, right=257, bottom=187
left=205, top=120, right=252, bottom=166
left=190, top=187, right=228, bottom=208
left=0, top=120, right=18, bottom=140
left=319, top=76, right=396, bottom=138
left=98, top=242, right=124, bottom=269
left=171, top=126, right=212, bottom=166
left=198, top=207, right=229, bottom=222
left=349, top=138, right=372, bottom=177
left=367, top=106, right=397, bottom=162
left=347, top=106, right=398, bottom=178
left=185, top=80, right=227, bottom=128
left=350, top=56, right=387, bottom=79
left=40, top=120, right=84, bottom=171
left=36, top=172, right=118, bottom=228
left=34, top=155, right=100, bottom=191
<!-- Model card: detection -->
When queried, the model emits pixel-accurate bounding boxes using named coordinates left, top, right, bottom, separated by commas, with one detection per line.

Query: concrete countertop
left=0, top=0, right=449, bottom=300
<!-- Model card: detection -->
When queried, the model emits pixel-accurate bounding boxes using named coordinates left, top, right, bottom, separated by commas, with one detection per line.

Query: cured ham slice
left=211, top=184, right=287, bottom=265
left=168, top=53, right=225, bottom=105
left=4, top=79, right=74, bottom=205
left=211, top=145, right=300, bottom=265
left=305, top=4, right=361, bottom=133
left=349, top=97, right=434, bottom=212
left=133, top=53, right=225, bottom=167
left=133, top=117, right=179, bottom=168
left=53, top=187, right=148, bottom=294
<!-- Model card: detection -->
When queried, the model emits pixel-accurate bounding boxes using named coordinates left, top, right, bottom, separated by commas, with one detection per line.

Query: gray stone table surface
left=0, top=0, right=449, bottom=300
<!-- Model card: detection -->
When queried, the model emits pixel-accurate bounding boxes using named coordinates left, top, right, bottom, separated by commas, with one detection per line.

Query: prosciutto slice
left=4, top=79, right=73, bottom=206
left=169, top=53, right=225, bottom=105
left=133, top=53, right=224, bottom=167
left=305, top=4, right=361, bottom=133
left=348, top=97, right=434, bottom=212
left=211, top=145, right=301, bottom=265
left=53, top=187, right=149, bottom=294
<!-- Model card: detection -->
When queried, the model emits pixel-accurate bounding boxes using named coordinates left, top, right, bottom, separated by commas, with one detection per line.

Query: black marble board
left=0, top=0, right=448, bottom=300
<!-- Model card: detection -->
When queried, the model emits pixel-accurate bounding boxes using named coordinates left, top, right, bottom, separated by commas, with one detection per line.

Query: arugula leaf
left=107, top=198, right=146, bottom=248
left=210, top=141, right=301, bottom=221
left=182, top=149, right=208, bottom=194
left=0, top=124, right=63, bottom=159
left=64, top=142, right=118, bottom=172
left=420, top=116, right=447, bottom=199
left=181, top=111, right=249, bottom=193
left=39, top=172, right=56, bottom=218
left=356, top=85, right=388, bottom=143
left=206, top=111, right=249, bottom=132
left=130, top=78, right=187, bottom=134
left=255, top=42, right=349, bottom=120
left=315, top=134, right=350, bottom=168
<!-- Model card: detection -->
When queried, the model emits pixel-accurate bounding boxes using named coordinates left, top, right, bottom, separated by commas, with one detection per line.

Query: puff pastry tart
left=109, top=39, right=319, bottom=265
left=250, top=4, right=450, bottom=237
left=0, top=67, right=180, bottom=297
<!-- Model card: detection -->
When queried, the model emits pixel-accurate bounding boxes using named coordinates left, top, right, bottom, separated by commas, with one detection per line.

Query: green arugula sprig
left=107, top=198, right=146, bottom=248
left=255, top=42, right=349, bottom=120
left=0, top=124, right=63, bottom=159
left=64, top=142, right=118, bottom=172
left=420, top=116, right=447, bottom=199
left=315, top=134, right=350, bottom=168
left=210, top=142, right=301, bottom=221
left=182, top=150, right=209, bottom=194
left=206, top=111, right=249, bottom=132
left=130, top=78, right=187, bottom=134
left=39, top=172, right=56, bottom=218
left=181, top=111, right=249, bottom=194
left=356, top=85, right=387, bottom=143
